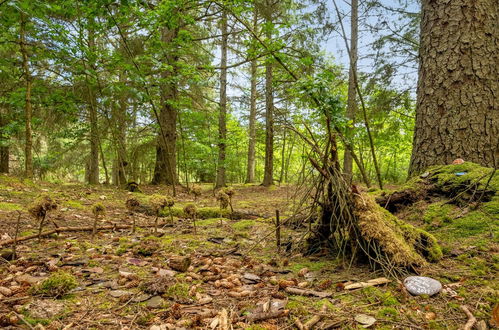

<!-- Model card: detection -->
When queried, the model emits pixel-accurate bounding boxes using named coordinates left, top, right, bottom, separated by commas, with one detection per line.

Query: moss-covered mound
left=375, top=162, right=498, bottom=245
left=377, top=162, right=498, bottom=212
left=353, top=193, right=442, bottom=269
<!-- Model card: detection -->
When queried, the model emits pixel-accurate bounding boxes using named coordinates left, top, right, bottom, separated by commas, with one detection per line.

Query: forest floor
left=0, top=173, right=497, bottom=329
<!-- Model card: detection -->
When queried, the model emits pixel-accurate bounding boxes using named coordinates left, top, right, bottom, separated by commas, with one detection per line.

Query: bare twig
left=460, top=305, right=476, bottom=330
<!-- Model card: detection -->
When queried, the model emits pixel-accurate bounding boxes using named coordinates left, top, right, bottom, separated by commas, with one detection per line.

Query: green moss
left=166, top=282, right=190, bottom=299
left=33, top=271, right=78, bottom=298
left=287, top=296, right=312, bottom=315
left=0, top=202, right=22, bottom=211
left=288, top=258, right=338, bottom=272
left=423, top=202, right=454, bottom=224
left=63, top=200, right=84, bottom=209
left=428, top=162, right=498, bottom=192
left=198, top=207, right=228, bottom=219
left=377, top=307, right=399, bottom=319
left=362, top=287, right=400, bottom=306
left=232, top=219, right=255, bottom=231
left=21, top=315, right=51, bottom=326
left=160, top=206, right=229, bottom=219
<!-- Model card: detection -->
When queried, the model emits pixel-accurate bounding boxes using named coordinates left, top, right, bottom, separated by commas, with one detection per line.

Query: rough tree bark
left=342, top=0, right=358, bottom=182
left=245, top=10, right=258, bottom=184
left=262, top=1, right=274, bottom=187
left=215, top=10, right=228, bottom=189
left=20, top=13, right=33, bottom=179
left=112, top=71, right=128, bottom=186
left=0, top=105, right=9, bottom=173
left=86, top=24, right=100, bottom=184
left=409, top=0, right=498, bottom=174
left=152, top=27, right=178, bottom=185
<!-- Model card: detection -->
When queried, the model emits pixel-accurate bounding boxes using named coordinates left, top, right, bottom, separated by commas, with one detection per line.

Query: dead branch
left=0, top=222, right=167, bottom=247
left=285, top=287, right=332, bottom=298
left=460, top=305, right=476, bottom=330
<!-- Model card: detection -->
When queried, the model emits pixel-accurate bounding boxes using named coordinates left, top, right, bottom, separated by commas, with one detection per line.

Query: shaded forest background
left=0, top=0, right=420, bottom=187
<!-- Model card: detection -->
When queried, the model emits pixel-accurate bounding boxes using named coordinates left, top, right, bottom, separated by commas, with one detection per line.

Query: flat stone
left=157, top=269, right=176, bottom=277
left=355, top=314, right=376, bottom=328
left=16, top=274, right=44, bottom=285
left=242, top=273, right=261, bottom=283
left=132, top=293, right=152, bottom=302
left=404, top=276, right=442, bottom=296
left=109, top=290, right=132, bottom=298
left=146, top=296, right=165, bottom=308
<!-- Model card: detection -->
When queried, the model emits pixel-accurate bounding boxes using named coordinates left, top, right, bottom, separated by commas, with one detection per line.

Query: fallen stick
left=460, top=305, right=476, bottom=330
left=245, top=309, right=289, bottom=322
left=344, top=277, right=391, bottom=290
left=303, top=304, right=328, bottom=329
left=0, top=222, right=168, bottom=247
left=285, top=287, right=332, bottom=298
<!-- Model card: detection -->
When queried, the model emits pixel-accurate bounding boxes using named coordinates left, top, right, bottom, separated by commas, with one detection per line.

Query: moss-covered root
left=353, top=193, right=442, bottom=269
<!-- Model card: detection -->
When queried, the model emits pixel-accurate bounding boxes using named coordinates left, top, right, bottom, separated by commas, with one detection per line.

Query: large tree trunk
left=262, top=6, right=274, bottom=187
left=20, top=13, right=33, bottom=179
left=112, top=71, right=128, bottom=186
left=86, top=25, right=100, bottom=185
left=245, top=11, right=258, bottom=184
left=0, top=106, right=9, bottom=173
left=342, top=0, right=358, bottom=182
left=409, top=0, right=498, bottom=174
left=152, top=28, right=178, bottom=185
left=215, top=10, right=228, bottom=189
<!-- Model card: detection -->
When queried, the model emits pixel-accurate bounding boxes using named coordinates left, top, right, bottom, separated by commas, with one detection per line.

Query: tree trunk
left=86, top=25, right=100, bottom=185
left=409, top=0, right=498, bottom=174
left=215, top=10, right=228, bottom=189
left=262, top=9, right=274, bottom=187
left=112, top=71, right=128, bottom=186
left=245, top=10, right=258, bottom=184
left=20, top=13, right=33, bottom=179
left=342, top=0, right=358, bottom=182
left=0, top=106, right=9, bottom=174
left=152, top=27, right=178, bottom=186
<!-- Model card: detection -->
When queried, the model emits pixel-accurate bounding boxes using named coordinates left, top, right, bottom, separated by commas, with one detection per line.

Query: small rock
left=132, top=293, right=152, bottom=302
left=420, top=172, right=430, bottom=178
left=242, top=273, right=261, bottom=283
left=168, top=256, right=191, bottom=272
left=146, top=296, right=165, bottom=308
left=109, top=290, right=132, bottom=298
left=16, top=274, right=44, bottom=285
left=0, top=286, right=12, bottom=296
left=157, top=269, right=176, bottom=277
left=355, top=314, right=376, bottom=328
left=82, top=267, right=103, bottom=274
left=119, top=270, right=135, bottom=278
left=99, top=195, right=107, bottom=200
left=404, top=276, right=442, bottom=296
